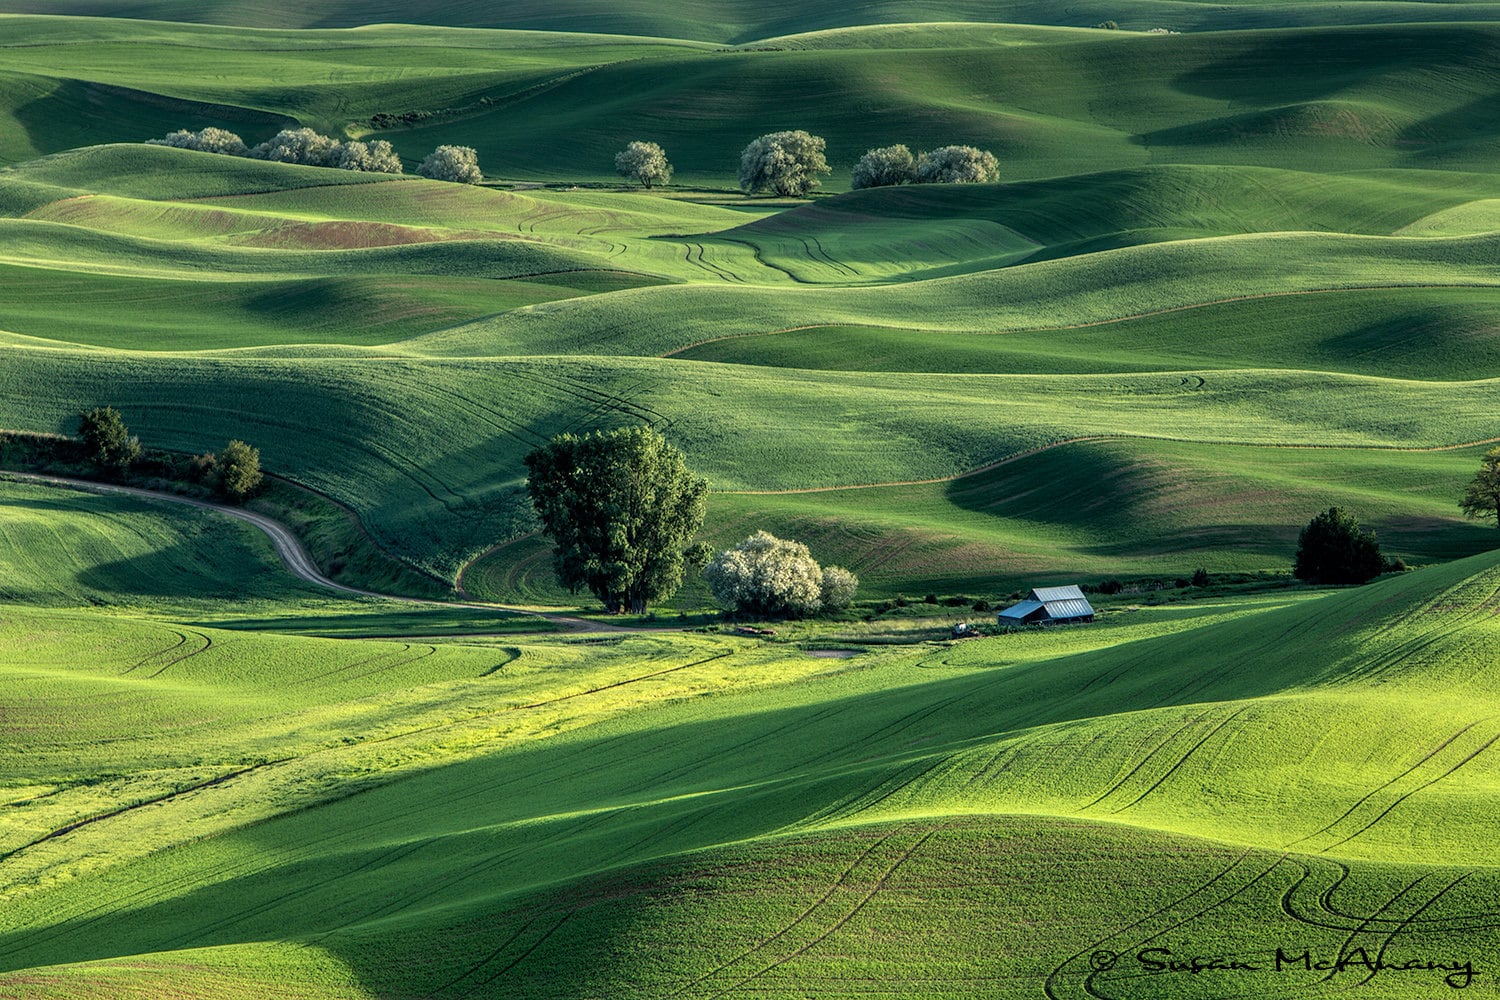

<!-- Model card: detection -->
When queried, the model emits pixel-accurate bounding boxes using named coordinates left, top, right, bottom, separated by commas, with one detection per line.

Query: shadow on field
left=5, top=562, right=1470, bottom=991
left=9, top=76, right=290, bottom=165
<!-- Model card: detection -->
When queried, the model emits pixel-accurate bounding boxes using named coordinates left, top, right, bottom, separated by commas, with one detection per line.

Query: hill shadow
left=8, top=556, right=1488, bottom=989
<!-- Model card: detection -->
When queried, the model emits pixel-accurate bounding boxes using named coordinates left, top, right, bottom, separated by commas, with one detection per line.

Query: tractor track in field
left=659, top=284, right=1496, bottom=359
left=0, top=471, right=635, bottom=635
left=719, top=433, right=1500, bottom=495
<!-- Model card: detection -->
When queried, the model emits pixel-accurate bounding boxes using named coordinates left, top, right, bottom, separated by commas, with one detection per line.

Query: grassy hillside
left=5, top=6, right=1500, bottom=997
left=8, top=20, right=1500, bottom=182
left=467, top=439, right=1498, bottom=603
left=3, top=540, right=1500, bottom=996
left=7, top=346, right=1498, bottom=580
left=4, top=144, right=1500, bottom=593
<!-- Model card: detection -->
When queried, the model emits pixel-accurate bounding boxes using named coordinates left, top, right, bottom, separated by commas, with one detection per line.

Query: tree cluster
left=74, top=407, right=261, bottom=502
left=851, top=143, right=1000, bottom=189
left=147, top=128, right=485, bottom=183
left=703, top=531, right=858, bottom=618
left=149, top=127, right=402, bottom=174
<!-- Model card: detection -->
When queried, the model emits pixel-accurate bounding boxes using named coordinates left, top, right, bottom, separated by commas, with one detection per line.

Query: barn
left=996, top=585, right=1096, bottom=627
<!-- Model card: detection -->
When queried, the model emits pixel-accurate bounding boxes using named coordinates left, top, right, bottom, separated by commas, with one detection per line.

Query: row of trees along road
left=77, top=407, right=263, bottom=502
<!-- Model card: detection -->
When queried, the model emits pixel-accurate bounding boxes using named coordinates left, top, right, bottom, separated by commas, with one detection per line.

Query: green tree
left=1293, top=506, right=1384, bottom=585
left=1460, top=446, right=1500, bottom=529
left=615, top=140, right=673, bottom=188
left=738, top=130, right=830, bottom=197
left=523, top=426, right=707, bottom=614
left=77, top=406, right=140, bottom=475
left=218, top=439, right=263, bottom=502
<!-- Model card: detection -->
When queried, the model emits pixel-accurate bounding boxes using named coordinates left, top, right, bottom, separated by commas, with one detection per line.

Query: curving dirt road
left=0, top=471, right=629, bottom=633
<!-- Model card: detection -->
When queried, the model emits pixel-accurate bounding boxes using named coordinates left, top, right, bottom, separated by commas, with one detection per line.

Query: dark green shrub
left=1293, top=507, right=1384, bottom=585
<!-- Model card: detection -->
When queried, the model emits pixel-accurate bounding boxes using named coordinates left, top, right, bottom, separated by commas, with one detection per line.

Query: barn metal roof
left=1029, top=585, right=1087, bottom=603
left=997, top=600, right=1044, bottom=620
left=1041, top=598, right=1094, bottom=619
left=998, top=584, right=1096, bottom=624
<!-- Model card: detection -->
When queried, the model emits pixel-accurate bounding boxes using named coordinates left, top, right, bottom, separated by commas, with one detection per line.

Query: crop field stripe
left=0, top=757, right=293, bottom=867
left=1043, top=852, right=1263, bottom=998
left=719, top=433, right=1500, bottom=495
left=1282, top=717, right=1490, bottom=849
left=1108, top=705, right=1254, bottom=814
left=143, top=627, right=212, bottom=677
left=661, top=832, right=897, bottom=996
left=699, top=831, right=935, bottom=1000
left=1075, top=711, right=1213, bottom=811
left=454, top=912, right=577, bottom=998
left=1316, top=729, right=1500, bottom=853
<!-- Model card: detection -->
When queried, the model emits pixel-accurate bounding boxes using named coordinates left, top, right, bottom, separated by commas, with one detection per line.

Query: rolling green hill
left=7, top=0, right=1500, bottom=39
left=5, top=143, right=1500, bottom=595
left=6, top=5, right=1500, bottom=997
left=8, top=19, right=1500, bottom=183
left=3, top=536, right=1499, bottom=997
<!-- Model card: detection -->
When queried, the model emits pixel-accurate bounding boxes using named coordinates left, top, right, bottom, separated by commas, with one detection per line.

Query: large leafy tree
left=1292, top=506, right=1384, bottom=585
left=217, top=439, right=263, bottom=502
left=738, top=130, right=830, bottom=197
left=523, top=426, right=707, bottom=614
left=77, top=406, right=140, bottom=476
left=1461, top=446, right=1500, bottom=528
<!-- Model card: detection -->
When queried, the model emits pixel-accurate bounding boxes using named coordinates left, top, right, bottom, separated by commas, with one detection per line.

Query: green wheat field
left=2, top=2, right=1500, bottom=997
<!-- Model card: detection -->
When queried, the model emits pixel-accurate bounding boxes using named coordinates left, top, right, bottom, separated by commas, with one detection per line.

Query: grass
left=0, top=476, right=547, bottom=632
left=6, top=1, right=1500, bottom=39
left=465, top=438, right=1499, bottom=606
left=7, top=346, right=1500, bottom=583
left=6, top=20, right=1500, bottom=181
left=3, top=535, right=1500, bottom=996
left=4, top=9, right=1500, bottom=996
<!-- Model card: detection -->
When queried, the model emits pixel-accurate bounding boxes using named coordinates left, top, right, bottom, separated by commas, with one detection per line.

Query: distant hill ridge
left=7, top=0, right=1500, bottom=40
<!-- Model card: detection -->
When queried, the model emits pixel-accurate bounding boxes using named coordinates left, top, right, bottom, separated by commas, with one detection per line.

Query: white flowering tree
left=738, top=130, right=830, bottom=197
left=417, top=145, right=482, bottom=184
left=851, top=144, right=917, bottom=189
left=147, top=127, right=248, bottom=156
left=915, top=145, right=999, bottom=184
left=615, top=140, right=673, bottom=188
left=704, top=530, right=858, bottom=618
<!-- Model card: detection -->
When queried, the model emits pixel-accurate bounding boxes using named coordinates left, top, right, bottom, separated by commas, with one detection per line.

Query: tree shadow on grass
left=6, top=560, right=1492, bottom=992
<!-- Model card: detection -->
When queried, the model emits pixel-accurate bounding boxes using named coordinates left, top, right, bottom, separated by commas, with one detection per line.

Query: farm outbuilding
left=996, top=585, right=1096, bottom=626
